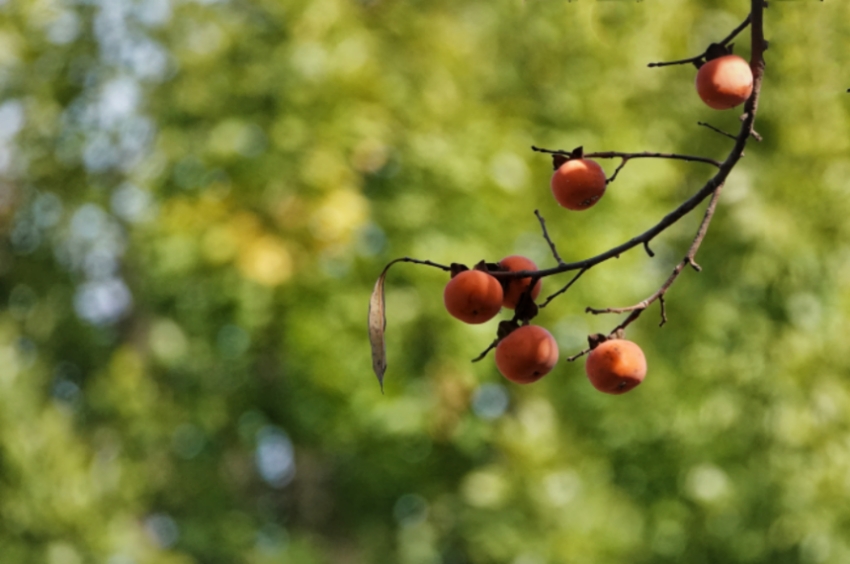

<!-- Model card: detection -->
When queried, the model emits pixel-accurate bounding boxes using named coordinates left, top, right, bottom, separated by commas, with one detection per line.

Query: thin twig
left=396, top=257, right=452, bottom=271
left=471, top=339, right=498, bottom=363
left=567, top=348, right=591, bottom=362
left=531, top=147, right=722, bottom=169
left=719, top=11, right=754, bottom=45
left=698, top=121, right=737, bottom=140
left=738, top=111, right=763, bottom=141
left=648, top=14, right=752, bottom=68
left=534, top=210, right=564, bottom=265
left=687, top=257, right=702, bottom=272
left=606, top=157, right=630, bottom=184
left=609, top=310, right=644, bottom=338
left=540, top=268, right=587, bottom=308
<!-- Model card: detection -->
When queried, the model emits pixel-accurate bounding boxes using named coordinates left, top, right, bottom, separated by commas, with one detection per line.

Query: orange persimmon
left=443, top=270, right=503, bottom=324
left=695, top=54, right=753, bottom=110
left=585, top=339, right=647, bottom=394
left=550, top=159, right=607, bottom=211
left=498, top=255, right=542, bottom=309
left=495, top=325, right=559, bottom=384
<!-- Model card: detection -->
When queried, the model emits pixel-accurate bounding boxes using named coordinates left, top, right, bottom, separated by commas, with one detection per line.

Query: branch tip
left=687, top=258, right=702, bottom=272
left=535, top=209, right=564, bottom=265
left=471, top=339, right=498, bottom=363
left=698, top=121, right=737, bottom=141
left=567, top=348, right=590, bottom=362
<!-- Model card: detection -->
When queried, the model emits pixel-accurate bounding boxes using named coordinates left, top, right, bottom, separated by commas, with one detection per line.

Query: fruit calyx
left=513, top=290, right=539, bottom=323
left=551, top=145, right=585, bottom=170
left=450, top=260, right=500, bottom=279
left=449, top=263, right=469, bottom=278
left=587, top=328, right=625, bottom=350
left=695, top=43, right=734, bottom=69
left=497, top=319, right=520, bottom=341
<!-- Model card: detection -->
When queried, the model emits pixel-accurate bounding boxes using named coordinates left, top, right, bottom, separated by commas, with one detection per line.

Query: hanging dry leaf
left=368, top=258, right=402, bottom=392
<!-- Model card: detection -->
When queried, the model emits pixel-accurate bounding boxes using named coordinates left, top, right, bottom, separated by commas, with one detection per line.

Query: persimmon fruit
left=443, top=270, right=503, bottom=324
left=498, top=255, right=542, bottom=309
left=550, top=158, right=607, bottom=211
left=585, top=339, right=647, bottom=394
left=695, top=54, right=754, bottom=110
left=495, top=325, right=559, bottom=384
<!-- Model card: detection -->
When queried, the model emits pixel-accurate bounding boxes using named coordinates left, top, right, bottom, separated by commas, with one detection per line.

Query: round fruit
left=498, top=255, right=542, bottom=309
left=695, top=54, right=754, bottom=110
left=550, top=159, right=607, bottom=211
left=585, top=339, right=647, bottom=394
left=495, top=325, right=559, bottom=384
left=443, top=270, right=503, bottom=324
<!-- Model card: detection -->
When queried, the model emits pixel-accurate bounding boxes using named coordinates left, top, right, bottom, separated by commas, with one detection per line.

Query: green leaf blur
left=0, top=0, right=849, bottom=563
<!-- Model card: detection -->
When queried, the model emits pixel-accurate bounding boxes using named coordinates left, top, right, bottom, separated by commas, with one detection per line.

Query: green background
left=1, top=0, right=849, bottom=562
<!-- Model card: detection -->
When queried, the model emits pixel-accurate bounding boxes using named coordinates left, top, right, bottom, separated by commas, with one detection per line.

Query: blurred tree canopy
left=1, top=0, right=850, bottom=563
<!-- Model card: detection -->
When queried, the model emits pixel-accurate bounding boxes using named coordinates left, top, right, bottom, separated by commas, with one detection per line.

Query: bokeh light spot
left=255, top=426, right=296, bottom=488
left=394, top=494, right=429, bottom=527
left=144, top=513, right=179, bottom=549
left=217, top=324, right=250, bottom=359
left=471, top=383, right=509, bottom=420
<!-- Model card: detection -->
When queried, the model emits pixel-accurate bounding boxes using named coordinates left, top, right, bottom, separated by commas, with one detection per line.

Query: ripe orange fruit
left=550, top=159, right=607, bottom=210
left=443, top=270, right=503, bottom=324
left=695, top=55, right=753, bottom=110
left=495, top=325, right=559, bottom=384
left=498, top=255, right=542, bottom=309
left=585, top=339, right=647, bottom=394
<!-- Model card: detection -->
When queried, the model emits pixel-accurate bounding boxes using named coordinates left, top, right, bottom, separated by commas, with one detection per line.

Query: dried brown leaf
left=368, top=259, right=402, bottom=392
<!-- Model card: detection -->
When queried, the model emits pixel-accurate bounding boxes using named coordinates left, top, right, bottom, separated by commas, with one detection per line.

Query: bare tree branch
left=514, top=1, right=764, bottom=360
left=495, top=10, right=765, bottom=287
left=585, top=184, right=724, bottom=328
left=373, top=2, right=768, bottom=379
left=571, top=0, right=766, bottom=346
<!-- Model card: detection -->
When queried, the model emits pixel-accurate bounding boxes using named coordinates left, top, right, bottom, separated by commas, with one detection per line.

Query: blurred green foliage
left=0, top=0, right=849, bottom=562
